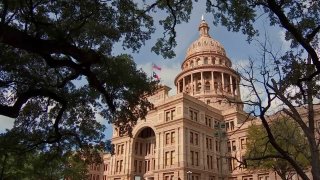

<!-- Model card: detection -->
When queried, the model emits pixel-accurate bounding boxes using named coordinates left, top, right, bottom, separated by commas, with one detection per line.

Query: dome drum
left=175, top=70, right=240, bottom=99
left=182, top=55, right=232, bottom=71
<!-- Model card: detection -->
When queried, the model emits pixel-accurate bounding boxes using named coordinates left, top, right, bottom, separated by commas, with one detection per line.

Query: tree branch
left=0, top=88, right=65, bottom=118
left=266, top=0, right=320, bottom=72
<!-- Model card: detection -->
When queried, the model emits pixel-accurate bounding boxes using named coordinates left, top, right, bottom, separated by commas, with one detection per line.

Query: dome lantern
left=199, top=19, right=210, bottom=37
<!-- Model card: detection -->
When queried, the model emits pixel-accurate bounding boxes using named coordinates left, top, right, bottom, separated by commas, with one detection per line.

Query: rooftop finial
left=201, top=14, right=204, bottom=21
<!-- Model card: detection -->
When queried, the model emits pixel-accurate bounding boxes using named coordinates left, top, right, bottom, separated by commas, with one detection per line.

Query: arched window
left=205, top=81, right=211, bottom=91
left=196, top=82, right=201, bottom=92
left=196, top=58, right=200, bottom=65
left=204, top=57, right=208, bottom=64
left=190, top=60, right=194, bottom=67
left=212, top=57, right=216, bottom=64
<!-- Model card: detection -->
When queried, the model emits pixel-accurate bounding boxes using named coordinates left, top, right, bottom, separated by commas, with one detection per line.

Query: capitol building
left=88, top=19, right=316, bottom=180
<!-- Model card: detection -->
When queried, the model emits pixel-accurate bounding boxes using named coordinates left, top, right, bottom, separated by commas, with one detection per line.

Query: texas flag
left=152, top=63, right=161, bottom=71
left=153, top=71, right=160, bottom=80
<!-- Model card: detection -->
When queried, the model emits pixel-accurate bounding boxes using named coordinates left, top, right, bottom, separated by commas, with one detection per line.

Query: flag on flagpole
left=152, top=63, right=161, bottom=71
left=153, top=71, right=160, bottom=80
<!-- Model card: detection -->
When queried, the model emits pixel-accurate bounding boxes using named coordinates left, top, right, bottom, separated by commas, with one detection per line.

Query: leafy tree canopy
left=245, top=116, right=309, bottom=180
left=206, top=0, right=320, bottom=78
left=0, top=0, right=193, bottom=177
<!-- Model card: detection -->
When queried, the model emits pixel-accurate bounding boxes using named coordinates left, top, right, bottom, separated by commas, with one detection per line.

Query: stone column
left=176, top=127, right=180, bottom=167
left=237, top=79, right=241, bottom=97
left=191, top=73, right=194, bottom=95
left=201, top=71, right=204, bottom=94
left=211, top=71, right=214, bottom=92
left=177, top=82, right=179, bottom=94
left=186, top=128, right=190, bottom=167
left=230, top=75, right=233, bottom=95
left=183, top=77, right=185, bottom=92
left=222, top=72, right=225, bottom=93
left=157, top=132, right=161, bottom=170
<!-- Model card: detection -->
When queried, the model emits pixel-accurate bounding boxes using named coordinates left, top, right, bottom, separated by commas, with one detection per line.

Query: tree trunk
left=306, top=55, right=320, bottom=180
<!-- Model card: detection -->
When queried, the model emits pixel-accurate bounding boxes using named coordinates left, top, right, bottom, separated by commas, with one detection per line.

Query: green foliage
left=0, top=133, right=89, bottom=180
left=206, top=0, right=320, bottom=81
left=0, top=0, right=193, bottom=176
left=245, top=117, right=309, bottom=178
left=206, top=0, right=319, bottom=44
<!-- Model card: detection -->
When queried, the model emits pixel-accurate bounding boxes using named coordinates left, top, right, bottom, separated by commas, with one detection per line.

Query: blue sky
left=0, top=2, right=289, bottom=140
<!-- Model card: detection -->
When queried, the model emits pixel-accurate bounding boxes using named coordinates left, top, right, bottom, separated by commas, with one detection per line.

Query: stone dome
left=185, top=20, right=226, bottom=59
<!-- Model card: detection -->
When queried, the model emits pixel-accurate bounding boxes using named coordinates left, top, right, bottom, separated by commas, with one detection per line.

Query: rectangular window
left=116, top=161, right=119, bottom=172
left=232, top=140, right=236, bottom=151
left=166, top=111, right=170, bottom=121
left=140, top=142, right=143, bottom=155
left=171, top=150, right=175, bottom=165
left=195, top=133, right=199, bottom=145
left=153, top=159, right=155, bottom=170
left=135, top=142, right=138, bottom=154
left=227, top=141, right=231, bottom=152
left=190, top=132, right=193, bottom=144
left=191, top=151, right=194, bottom=165
left=189, top=109, right=198, bottom=121
left=144, top=160, right=147, bottom=172
left=148, top=160, right=150, bottom=171
left=166, top=133, right=170, bottom=145
left=121, top=144, right=124, bottom=154
left=139, top=161, right=142, bottom=173
left=134, top=160, right=137, bottom=172
left=165, top=152, right=170, bottom=166
left=242, top=176, right=253, bottom=180
left=205, top=116, right=212, bottom=127
left=165, top=131, right=175, bottom=145
left=230, top=121, right=235, bottom=130
left=117, top=145, right=121, bottom=155
left=195, top=152, right=199, bottom=166
left=206, top=138, right=209, bottom=149
left=171, top=132, right=175, bottom=143
left=241, top=138, right=246, bottom=149
left=145, top=143, right=148, bottom=155
left=216, top=140, right=219, bottom=151
left=165, top=108, right=176, bottom=121
left=120, top=160, right=123, bottom=172
left=228, top=158, right=232, bottom=171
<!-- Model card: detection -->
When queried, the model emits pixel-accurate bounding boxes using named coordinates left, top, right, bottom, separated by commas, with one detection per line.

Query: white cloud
left=233, top=58, right=250, bottom=70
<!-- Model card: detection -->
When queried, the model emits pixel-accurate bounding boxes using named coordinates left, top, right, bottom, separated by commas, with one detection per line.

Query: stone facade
left=89, top=19, right=319, bottom=180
